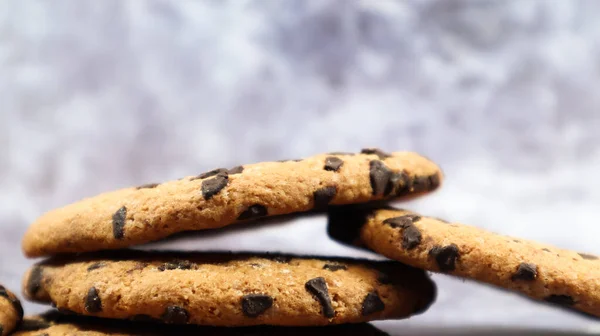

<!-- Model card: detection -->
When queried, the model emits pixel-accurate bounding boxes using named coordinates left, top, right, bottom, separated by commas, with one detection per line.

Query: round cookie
left=22, top=251, right=436, bottom=326
left=0, top=284, right=24, bottom=336
left=328, top=206, right=600, bottom=318
left=15, top=312, right=390, bottom=336
left=22, top=149, right=442, bottom=257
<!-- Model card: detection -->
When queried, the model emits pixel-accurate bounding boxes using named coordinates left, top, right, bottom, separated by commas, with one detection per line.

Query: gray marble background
left=2, top=0, right=600, bottom=332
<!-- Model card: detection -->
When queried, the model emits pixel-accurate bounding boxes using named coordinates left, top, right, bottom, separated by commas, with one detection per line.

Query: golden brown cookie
left=0, top=284, right=23, bottom=336
left=14, top=312, right=389, bottom=336
left=22, top=251, right=435, bottom=326
left=22, top=148, right=442, bottom=258
left=328, top=206, right=600, bottom=318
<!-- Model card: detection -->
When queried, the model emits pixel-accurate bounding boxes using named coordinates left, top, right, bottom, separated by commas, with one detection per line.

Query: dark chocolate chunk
left=27, top=266, right=44, bottom=296
left=112, top=206, right=127, bottom=240
left=579, top=253, right=598, bottom=260
left=84, top=287, right=102, bottom=313
left=429, top=244, right=460, bottom=272
left=305, top=277, right=335, bottom=318
left=87, top=262, right=106, bottom=272
left=412, top=175, right=432, bottom=192
left=136, top=183, right=159, bottom=190
left=238, top=204, right=268, bottom=220
left=192, top=168, right=228, bottom=181
left=428, top=173, right=441, bottom=190
left=385, top=171, right=409, bottom=196
left=383, top=215, right=421, bottom=228
left=158, top=260, right=194, bottom=271
left=272, top=256, right=292, bottom=264
left=369, top=160, right=392, bottom=196
left=323, top=263, right=347, bottom=272
left=361, top=148, right=391, bottom=160
left=542, top=248, right=551, bottom=252
left=228, top=166, right=244, bottom=175
left=15, top=319, right=51, bottom=331
left=241, top=294, right=273, bottom=317
left=545, top=294, right=575, bottom=306
left=201, top=172, right=229, bottom=200
left=313, top=186, right=337, bottom=208
left=161, top=306, right=190, bottom=324
left=324, top=157, right=344, bottom=172
left=401, top=225, right=422, bottom=250
left=361, top=292, right=385, bottom=316
left=511, top=263, right=537, bottom=281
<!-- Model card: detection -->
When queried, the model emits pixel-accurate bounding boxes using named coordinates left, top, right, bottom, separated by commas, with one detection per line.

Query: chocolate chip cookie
left=0, top=285, right=23, bottom=336
left=22, top=251, right=435, bottom=326
left=22, top=148, right=442, bottom=257
left=14, top=311, right=390, bottom=336
left=328, top=206, right=600, bottom=318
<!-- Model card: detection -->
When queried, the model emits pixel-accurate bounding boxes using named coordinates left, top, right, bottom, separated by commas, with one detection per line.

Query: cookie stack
left=9, top=148, right=599, bottom=335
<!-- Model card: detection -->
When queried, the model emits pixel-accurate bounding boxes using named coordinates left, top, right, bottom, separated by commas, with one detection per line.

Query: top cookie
left=0, top=284, right=23, bottom=336
left=15, top=312, right=390, bottom=336
left=328, top=206, right=600, bottom=318
left=22, top=149, right=442, bottom=257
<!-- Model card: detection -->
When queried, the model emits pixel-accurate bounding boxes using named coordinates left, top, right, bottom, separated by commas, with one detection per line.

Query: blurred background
left=2, top=0, right=600, bottom=333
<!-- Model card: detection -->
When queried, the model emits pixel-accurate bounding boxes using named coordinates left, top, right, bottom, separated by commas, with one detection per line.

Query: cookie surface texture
left=22, top=251, right=435, bottom=326
left=0, top=284, right=24, bottom=336
left=328, top=207, right=600, bottom=318
left=22, top=149, right=442, bottom=257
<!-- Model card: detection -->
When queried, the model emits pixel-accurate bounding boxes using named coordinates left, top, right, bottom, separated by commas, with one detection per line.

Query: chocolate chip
left=428, top=173, right=441, bottom=190
left=579, top=253, right=598, bottom=260
left=384, top=215, right=422, bottom=250
left=542, top=248, right=551, bottom=252
left=161, top=306, right=189, bottom=324
left=412, top=175, right=432, bottom=192
left=323, top=264, right=347, bottom=272
left=512, top=263, right=537, bottom=281
left=313, top=186, right=337, bottom=208
left=85, top=287, right=102, bottom=313
left=38, top=333, right=49, bottom=336
left=385, top=171, right=409, bottom=196
left=305, top=277, right=335, bottom=318
left=16, top=319, right=51, bottom=331
left=192, top=168, right=228, bottom=181
left=228, top=166, right=244, bottom=175
left=87, top=262, right=106, bottom=272
left=324, top=157, right=344, bottom=172
left=361, top=148, right=391, bottom=160
left=429, top=244, right=459, bottom=272
left=136, top=183, right=159, bottom=190
left=369, top=160, right=392, bottom=196
left=238, top=204, right=268, bottom=220
left=241, top=294, right=273, bottom=317
left=383, top=215, right=421, bottom=228
left=127, top=263, right=148, bottom=273
left=272, top=256, right=292, bottom=264
left=401, top=225, right=422, bottom=250
left=27, top=266, right=44, bottom=296
left=361, top=292, right=385, bottom=316
left=545, top=295, right=575, bottom=306
left=158, top=260, right=194, bottom=271
left=112, top=206, right=127, bottom=240
left=201, top=172, right=229, bottom=200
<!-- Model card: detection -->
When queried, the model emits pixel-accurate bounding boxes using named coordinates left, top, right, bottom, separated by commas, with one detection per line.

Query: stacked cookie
left=15, top=149, right=442, bottom=334
left=13, top=147, right=598, bottom=335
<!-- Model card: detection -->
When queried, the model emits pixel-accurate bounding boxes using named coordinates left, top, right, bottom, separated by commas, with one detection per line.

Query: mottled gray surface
left=2, top=0, right=600, bottom=332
